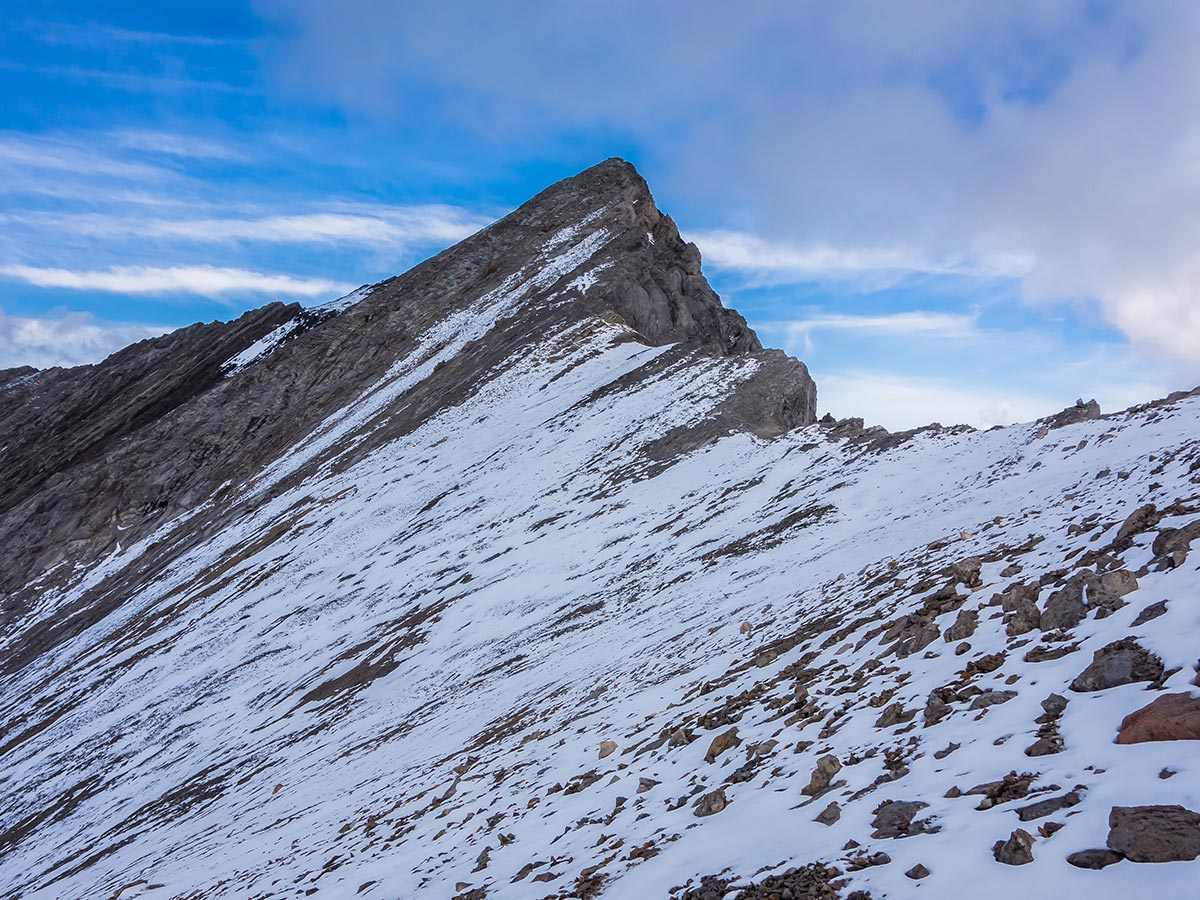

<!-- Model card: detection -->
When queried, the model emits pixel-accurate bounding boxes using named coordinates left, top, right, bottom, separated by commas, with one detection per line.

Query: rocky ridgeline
left=1, top=161, right=1198, bottom=900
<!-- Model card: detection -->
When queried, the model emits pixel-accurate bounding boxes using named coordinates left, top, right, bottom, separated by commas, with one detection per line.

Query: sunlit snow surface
left=2, top=240, right=1199, bottom=899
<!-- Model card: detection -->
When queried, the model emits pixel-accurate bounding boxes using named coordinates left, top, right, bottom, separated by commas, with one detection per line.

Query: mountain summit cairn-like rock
left=3, top=161, right=1200, bottom=900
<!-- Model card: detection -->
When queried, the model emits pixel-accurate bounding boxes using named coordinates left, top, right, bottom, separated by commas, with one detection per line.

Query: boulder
left=1070, top=638, right=1164, bottom=692
left=993, top=828, right=1036, bottom=865
left=1116, top=692, right=1200, bottom=744
left=1107, top=805, right=1200, bottom=862
left=598, top=740, right=617, bottom=759
left=905, top=863, right=930, bottom=880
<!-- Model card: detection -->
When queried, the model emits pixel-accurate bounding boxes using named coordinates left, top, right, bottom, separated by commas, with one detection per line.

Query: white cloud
left=129, top=207, right=488, bottom=246
left=108, top=129, right=248, bottom=161
left=255, top=1, right=1200, bottom=379
left=765, top=311, right=979, bottom=356
left=0, top=310, right=169, bottom=370
left=0, top=264, right=353, bottom=299
left=817, top=369, right=1063, bottom=430
left=691, top=230, right=1032, bottom=286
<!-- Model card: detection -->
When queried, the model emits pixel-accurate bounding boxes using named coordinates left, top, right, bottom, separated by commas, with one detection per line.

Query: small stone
left=993, top=828, right=1036, bottom=865
left=598, top=740, right=617, bottom=759
left=955, top=641, right=971, bottom=656
left=1160, top=768, right=1178, bottom=780
left=933, top=741, right=960, bottom=760
left=1024, top=735, right=1064, bottom=757
left=905, top=863, right=930, bottom=880
left=815, top=802, right=841, bottom=826
left=1067, top=849, right=1124, bottom=870
left=637, top=777, right=660, bottom=793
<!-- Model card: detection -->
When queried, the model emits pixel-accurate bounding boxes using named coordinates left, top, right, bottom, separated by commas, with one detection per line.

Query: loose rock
left=993, top=828, right=1036, bottom=865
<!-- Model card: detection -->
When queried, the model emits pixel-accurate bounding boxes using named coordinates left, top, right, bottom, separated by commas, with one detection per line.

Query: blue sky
left=3, top=1, right=1198, bottom=428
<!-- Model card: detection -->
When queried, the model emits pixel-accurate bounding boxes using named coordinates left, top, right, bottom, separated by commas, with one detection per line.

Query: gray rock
left=1070, top=638, right=1164, bottom=692
left=1041, top=578, right=1087, bottom=632
left=703, top=727, right=740, bottom=763
left=693, top=788, right=729, bottom=818
left=871, top=800, right=935, bottom=838
left=1067, top=849, right=1124, bottom=869
left=1107, top=805, right=1200, bottom=862
left=1115, top=503, right=1159, bottom=542
left=1131, top=599, right=1169, bottom=626
left=1087, top=569, right=1138, bottom=618
left=1040, top=399, right=1101, bottom=430
left=944, top=608, right=979, bottom=642
left=905, top=863, right=930, bottom=879
left=814, top=802, right=841, bottom=826
left=1016, top=789, right=1084, bottom=821
left=970, top=690, right=1017, bottom=710
left=802, top=754, right=842, bottom=796
left=992, top=828, right=1036, bottom=865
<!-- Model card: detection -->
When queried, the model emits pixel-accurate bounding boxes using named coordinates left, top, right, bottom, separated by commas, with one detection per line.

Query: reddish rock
left=1116, top=692, right=1200, bottom=744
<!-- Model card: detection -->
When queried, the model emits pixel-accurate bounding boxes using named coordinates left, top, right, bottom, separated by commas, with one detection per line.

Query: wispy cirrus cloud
left=0, top=264, right=353, bottom=299
left=691, top=229, right=1033, bottom=287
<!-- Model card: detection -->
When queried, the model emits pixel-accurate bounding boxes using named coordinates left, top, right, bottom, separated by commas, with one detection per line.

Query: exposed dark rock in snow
left=1106, top=805, right=1200, bottom=862
left=1069, top=638, right=1164, bottom=692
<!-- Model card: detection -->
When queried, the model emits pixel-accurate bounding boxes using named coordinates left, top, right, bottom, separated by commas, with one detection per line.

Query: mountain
left=2, top=160, right=1198, bottom=900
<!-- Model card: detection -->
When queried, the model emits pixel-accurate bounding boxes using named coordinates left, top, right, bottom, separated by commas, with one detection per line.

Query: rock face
left=1107, top=806, right=1200, bottom=862
left=1116, top=693, right=1200, bottom=744
left=1069, top=638, right=1164, bottom=692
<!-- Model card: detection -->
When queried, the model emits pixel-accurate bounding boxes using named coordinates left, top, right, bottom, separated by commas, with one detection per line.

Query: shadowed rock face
left=0, top=158, right=816, bottom=670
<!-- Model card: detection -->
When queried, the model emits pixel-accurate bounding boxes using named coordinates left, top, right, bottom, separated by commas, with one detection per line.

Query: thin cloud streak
left=692, top=229, right=1033, bottom=285
left=0, top=264, right=353, bottom=299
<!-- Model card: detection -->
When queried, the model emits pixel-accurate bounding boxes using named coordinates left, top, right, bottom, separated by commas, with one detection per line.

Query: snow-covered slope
left=2, top=162, right=1198, bottom=900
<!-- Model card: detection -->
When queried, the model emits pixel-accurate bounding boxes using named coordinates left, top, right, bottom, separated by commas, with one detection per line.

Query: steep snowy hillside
left=2, top=161, right=1198, bottom=900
